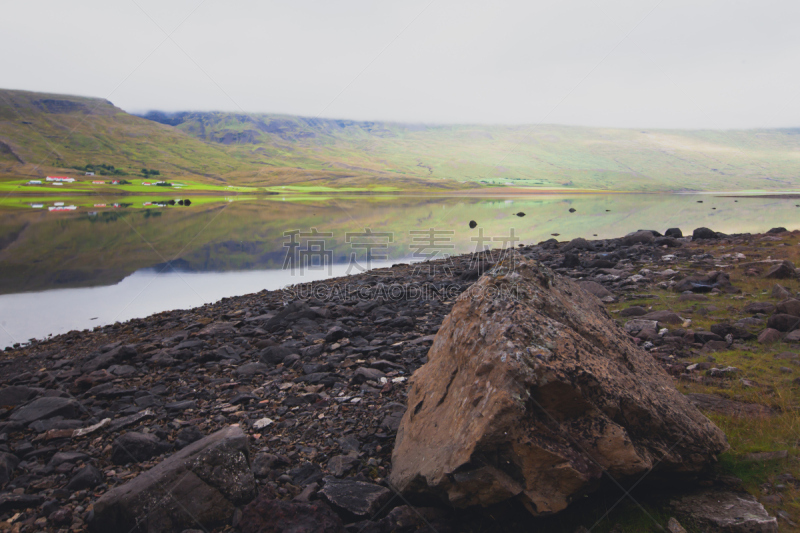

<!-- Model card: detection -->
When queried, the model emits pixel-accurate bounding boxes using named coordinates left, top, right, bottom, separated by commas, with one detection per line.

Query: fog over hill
left=2, top=88, right=800, bottom=192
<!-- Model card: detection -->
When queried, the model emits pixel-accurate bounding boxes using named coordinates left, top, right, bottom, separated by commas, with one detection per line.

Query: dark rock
left=515, top=212, right=526, bottom=217
left=351, top=367, right=385, bottom=385
left=175, top=426, right=205, bottom=450
left=744, top=302, right=776, bottom=315
left=110, top=432, right=172, bottom=464
left=91, top=426, right=256, bottom=533
left=260, top=345, right=295, bottom=365
left=710, top=323, right=754, bottom=340
left=47, top=451, right=90, bottom=468
left=0, top=493, right=45, bottom=513
left=758, top=328, right=783, bottom=344
left=562, top=238, right=595, bottom=252
left=670, top=490, right=777, bottom=532
left=319, top=476, right=392, bottom=518
left=765, top=260, right=796, bottom=280
left=694, top=331, right=724, bottom=344
left=561, top=252, right=581, bottom=269
left=0, top=452, right=19, bottom=486
left=82, top=344, right=138, bottom=373
left=772, top=285, right=793, bottom=300
left=654, top=237, right=682, bottom=247
left=238, top=495, right=344, bottom=533
left=568, top=207, right=576, bottom=213
left=665, top=228, right=683, bottom=238
left=579, top=281, right=613, bottom=300
left=692, top=227, right=719, bottom=240
left=9, top=396, right=79, bottom=424
left=49, top=507, right=73, bottom=525
left=640, top=310, right=682, bottom=324
left=673, top=271, right=736, bottom=294
left=767, top=314, right=800, bottom=332
left=165, top=400, right=197, bottom=412
left=251, top=452, right=279, bottom=478
left=289, top=462, right=323, bottom=486
left=687, top=394, right=774, bottom=417
left=67, top=464, right=104, bottom=490
left=235, top=362, right=269, bottom=378
left=327, top=455, right=360, bottom=477
left=0, top=386, right=42, bottom=407
left=767, top=227, right=788, bottom=234
left=622, top=230, right=655, bottom=246
left=619, top=306, right=647, bottom=317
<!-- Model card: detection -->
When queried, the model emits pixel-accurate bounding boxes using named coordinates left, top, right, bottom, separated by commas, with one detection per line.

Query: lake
left=0, top=192, right=796, bottom=347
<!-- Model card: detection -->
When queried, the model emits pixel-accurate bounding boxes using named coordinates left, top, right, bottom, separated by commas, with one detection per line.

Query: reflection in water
left=0, top=262, right=391, bottom=349
left=0, top=193, right=796, bottom=346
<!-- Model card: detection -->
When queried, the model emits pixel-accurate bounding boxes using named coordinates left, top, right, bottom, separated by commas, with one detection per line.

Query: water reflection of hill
left=0, top=194, right=796, bottom=294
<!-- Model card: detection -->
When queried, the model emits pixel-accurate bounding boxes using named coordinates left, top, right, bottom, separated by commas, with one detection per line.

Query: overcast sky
left=2, top=0, right=798, bottom=129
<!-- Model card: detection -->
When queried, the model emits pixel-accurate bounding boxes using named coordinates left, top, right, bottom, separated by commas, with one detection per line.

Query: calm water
left=0, top=193, right=797, bottom=347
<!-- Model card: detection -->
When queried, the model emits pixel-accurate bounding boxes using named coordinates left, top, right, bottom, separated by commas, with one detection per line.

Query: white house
left=46, top=176, right=76, bottom=183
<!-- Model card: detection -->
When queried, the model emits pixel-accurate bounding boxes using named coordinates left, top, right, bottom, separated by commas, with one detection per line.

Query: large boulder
left=90, top=425, right=256, bottom=533
left=389, top=253, right=728, bottom=516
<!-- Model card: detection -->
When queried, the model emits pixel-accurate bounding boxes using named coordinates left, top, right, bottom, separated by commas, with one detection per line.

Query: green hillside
left=2, top=87, right=800, bottom=192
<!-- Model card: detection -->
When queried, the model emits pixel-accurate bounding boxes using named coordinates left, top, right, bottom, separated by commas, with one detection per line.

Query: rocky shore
left=0, top=226, right=798, bottom=532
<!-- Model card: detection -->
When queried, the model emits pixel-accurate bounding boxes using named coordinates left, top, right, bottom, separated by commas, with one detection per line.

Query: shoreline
left=0, top=226, right=797, bottom=531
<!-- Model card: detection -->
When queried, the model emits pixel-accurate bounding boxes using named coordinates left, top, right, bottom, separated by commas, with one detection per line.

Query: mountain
left=2, top=87, right=800, bottom=192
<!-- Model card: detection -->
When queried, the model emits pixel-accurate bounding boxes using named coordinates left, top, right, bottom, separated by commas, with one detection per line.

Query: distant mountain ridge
left=2, top=88, right=800, bottom=192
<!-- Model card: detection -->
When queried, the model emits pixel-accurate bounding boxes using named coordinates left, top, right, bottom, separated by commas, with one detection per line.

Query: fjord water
left=0, top=193, right=796, bottom=347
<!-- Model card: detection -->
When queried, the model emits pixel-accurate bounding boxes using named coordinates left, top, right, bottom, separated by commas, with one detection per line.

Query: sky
left=1, top=0, right=798, bottom=129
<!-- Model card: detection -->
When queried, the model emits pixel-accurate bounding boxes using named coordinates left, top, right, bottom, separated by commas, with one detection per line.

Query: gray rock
left=82, top=344, right=138, bottom=373
left=67, top=464, right=104, bottom=490
left=765, top=260, right=796, bottom=280
left=91, top=426, right=256, bottom=533
left=251, top=452, right=278, bottom=478
left=327, top=455, right=360, bottom=477
left=772, top=285, right=792, bottom=300
left=579, top=281, right=613, bottom=299
left=0, top=386, right=42, bottom=407
left=692, top=227, right=719, bottom=240
left=47, top=451, right=90, bottom=469
left=319, top=476, right=391, bottom=518
left=9, top=397, right=79, bottom=424
left=351, top=367, right=385, bottom=384
left=0, top=452, right=19, bottom=486
left=110, top=432, right=172, bottom=464
left=175, top=426, right=205, bottom=450
left=623, top=230, right=655, bottom=245
left=0, top=494, right=45, bottom=513
left=744, top=302, right=776, bottom=314
left=234, top=362, right=268, bottom=378
left=670, top=490, right=777, bottom=532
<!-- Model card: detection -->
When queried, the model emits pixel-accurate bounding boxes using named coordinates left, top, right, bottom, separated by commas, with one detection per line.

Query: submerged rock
left=390, top=252, right=728, bottom=516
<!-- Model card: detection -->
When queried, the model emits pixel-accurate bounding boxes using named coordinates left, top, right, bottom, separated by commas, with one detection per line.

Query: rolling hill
left=2, top=87, right=800, bottom=192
